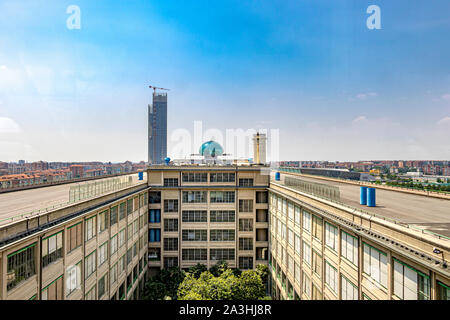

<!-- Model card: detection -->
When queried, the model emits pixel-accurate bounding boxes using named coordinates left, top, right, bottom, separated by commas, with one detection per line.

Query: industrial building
left=0, top=140, right=449, bottom=300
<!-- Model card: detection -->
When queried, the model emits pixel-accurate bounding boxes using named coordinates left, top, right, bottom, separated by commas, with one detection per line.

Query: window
left=294, top=205, right=301, bottom=225
left=182, top=249, right=207, bottom=261
left=437, top=282, right=450, bottom=300
left=182, top=230, right=207, bottom=241
left=239, top=238, right=253, bottom=251
left=287, top=255, right=294, bottom=275
left=182, top=172, right=208, bottom=182
left=127, top=248, right=132, bottom=265
left=325, top=222, right=338, bottom=252
left=42, top=231, right=63, bottom=268
left=211, top=191, right=235, bottom=203
left=182, top=191, right=207, bottom=203
left=164, top=199, right=178, bottom=212
left=127, top=223, right=133, bottom=240
left=149, top=192, right=161, bottom=204
left=67, top=222, right=82, bottom=252
left=210, top=249, right=235, bottom=261
left=256, top=191, right=268, bottom=203
left=302, top=272, right=311, bottom=297
left=163, top=238, right=178, bottom=251
left=85, top=285, right=96, bottom=300
left=97, top=273, right=107, bottom=299
left=295, top=235, right=301, bottom=255
left=288, top=229, right=294, bottom=248
left=182, top=210, right=207, bottom=222
left=302, top=241, right=311, bottom=266
left=288, top=202, right=294, bottom=221
left=118, top=255, right=126, bottom=274
left=302, top=211, right=311, bottom=233
left=210, top=172, right=235, bottom=182
left=41, top=275, right=64, bottom=300
left=98, top=210, right=108, bottom=233
left=210, top=229, right=235, bottom=241
left=110, top=263, right=118, bottom=287
left=312, top=250, right=322, bottom=277
left=239, top=178, right=254, bottom=186
left=239, top=218, right=253, bottom=231
left=85, top=216, right=97, bottom=241
left=164, top=178, right=178, bottom=186
left=363, top=243, right=387, bottom=288
left=295, top=262, right=301, bottom=284
left=111, top=234, right=118, bottom=255
left=239, top=199, right=253, bottom=212
left=119, top=202, right=126, bottom=220
left=164, top=219, right=178, bottom=232
left=239, top=257, right=253, bottom=269
left=85, top=250, right=97, bottom=279
left=99, top=241, right=108, bottom=267
left=393, top=258, right=430, bottom=300
left=210, top=210, right=235, bottom=222
left=341, top=231, right=358, bottom=266
left=118, top=229, right=126, bottom=248
left=110, top=206, right=118, bottom=226
left=312, top=215, right=323, bottom=241
left=163, top=257, right=178, bottom=268
left=67, top=262, right=81, bottom=296
left=312, top=284, right=323, bottom=300
left=325, top=261, right=338, bottom=294
left=341, top=275, right=358, bottom=300
left=127, top=199, right=133, bottom=215
left=133, top=219, right=139, bottom=234
left=7, top=243, right=36, bottom=291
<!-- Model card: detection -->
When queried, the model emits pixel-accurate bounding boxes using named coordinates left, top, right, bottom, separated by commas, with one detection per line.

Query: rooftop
left=273, top=172, right=450, bottom=238
left=0, top=173, right=147, bottom=227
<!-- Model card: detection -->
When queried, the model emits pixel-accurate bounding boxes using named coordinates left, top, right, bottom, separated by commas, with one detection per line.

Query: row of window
left=271, top=236, right=441, bottom=300
left=163, top=254, right=253, bottom=269
left=163, top=196, right=255, bottom=210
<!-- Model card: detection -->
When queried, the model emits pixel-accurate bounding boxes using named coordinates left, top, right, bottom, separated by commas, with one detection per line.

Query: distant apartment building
left=148, top=92, right=167, bottom=165
left=70, top=165, right=85, bottom=179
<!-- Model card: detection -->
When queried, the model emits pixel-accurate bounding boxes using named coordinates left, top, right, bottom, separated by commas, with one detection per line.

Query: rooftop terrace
left=274, top=172, right=450, bottom=238
left=0, top=173, right=147, bottom=227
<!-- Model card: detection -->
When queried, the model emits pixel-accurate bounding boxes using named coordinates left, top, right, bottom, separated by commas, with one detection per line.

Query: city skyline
left=0, top=0, right=449, bottom=162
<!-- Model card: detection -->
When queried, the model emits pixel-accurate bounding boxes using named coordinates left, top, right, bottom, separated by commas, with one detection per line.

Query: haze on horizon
left=0, top=0, right=449, bottom=163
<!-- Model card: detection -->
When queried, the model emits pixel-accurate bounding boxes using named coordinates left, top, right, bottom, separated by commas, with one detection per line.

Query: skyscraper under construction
left=148, top=90, right=167, bottom=165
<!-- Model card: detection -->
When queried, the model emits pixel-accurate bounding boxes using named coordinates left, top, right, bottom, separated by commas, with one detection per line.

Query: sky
left=0, top=0, right=449, bottom=162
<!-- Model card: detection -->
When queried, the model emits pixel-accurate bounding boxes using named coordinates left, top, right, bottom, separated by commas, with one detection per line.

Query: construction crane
left=149, top=85, right=170, bottom=93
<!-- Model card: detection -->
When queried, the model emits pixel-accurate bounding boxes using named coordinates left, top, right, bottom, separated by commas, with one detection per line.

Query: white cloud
left=349, top=92, right=378, bottom=101
left=437, top=116, right=450, bottom=126
left=441, top=94, right=450, bottom=102
left=0, top=117, right=21, bottom=133
left=352, top=115, right=368, bottom=124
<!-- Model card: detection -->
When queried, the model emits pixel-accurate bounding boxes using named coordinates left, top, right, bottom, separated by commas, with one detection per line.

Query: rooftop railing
left=271, top=174, right=450, bottom=242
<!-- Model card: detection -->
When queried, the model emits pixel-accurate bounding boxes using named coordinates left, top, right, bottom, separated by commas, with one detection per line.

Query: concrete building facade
left=268, top=175, right=450, bottom=300
left=0, top=182, right=149, bottom=300
left=146, top=164, right=270, bottom=273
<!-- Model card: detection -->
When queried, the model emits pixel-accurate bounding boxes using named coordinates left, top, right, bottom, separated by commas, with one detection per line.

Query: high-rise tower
left=148, top=92, right=167, bottom=164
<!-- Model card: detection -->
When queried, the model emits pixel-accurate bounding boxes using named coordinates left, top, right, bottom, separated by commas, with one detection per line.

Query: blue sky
left=0, top=0, right=449, bottom=162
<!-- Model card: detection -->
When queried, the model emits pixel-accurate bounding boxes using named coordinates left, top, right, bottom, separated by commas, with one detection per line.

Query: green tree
left=177, top=267, right=267, bottom=300
left=142, top=267, right=186, bottom=300
left=189, top=263, right=208, bottom=279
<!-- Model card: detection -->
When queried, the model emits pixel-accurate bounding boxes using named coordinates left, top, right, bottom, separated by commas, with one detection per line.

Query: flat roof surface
left=0, top=173, right=147, bottom=226
left=274, top=172, right=450, bottom=238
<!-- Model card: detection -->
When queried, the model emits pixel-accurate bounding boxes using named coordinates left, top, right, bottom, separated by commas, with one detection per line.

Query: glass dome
left=199, top=141, right=224, bottom=157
